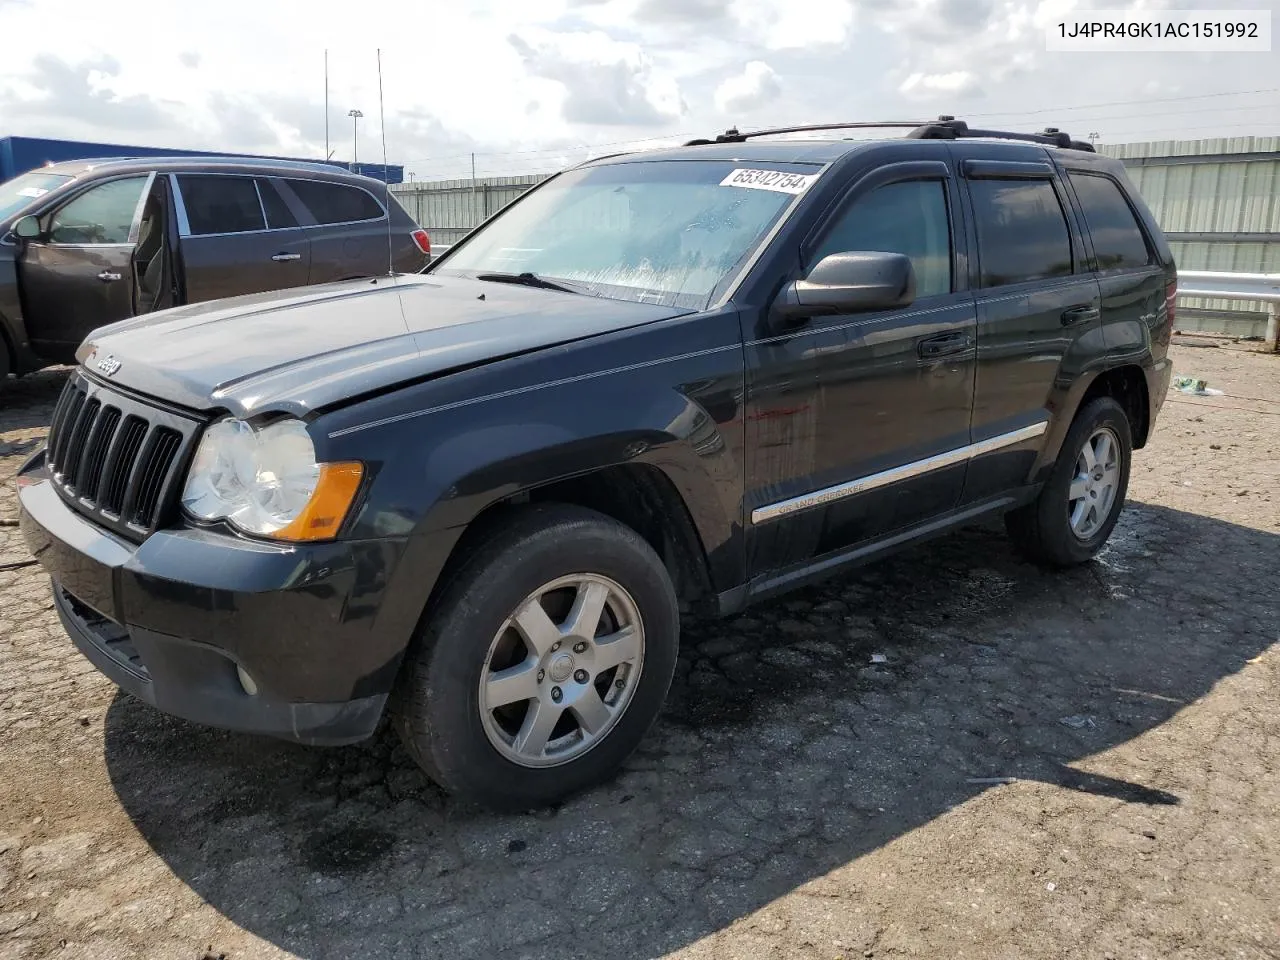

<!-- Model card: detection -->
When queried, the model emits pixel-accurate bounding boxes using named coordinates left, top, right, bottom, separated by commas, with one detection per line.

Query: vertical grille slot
left=50, top=386, right=86, bottom=474
left=60, top=398, right=101, bottom=491
left=77, top=406, right=122, bottom=504
left=99, top=416, right=148, bottom=517
left=128, top=428, right=183, bottom=529
left=46, top=379, right=81, bottom=473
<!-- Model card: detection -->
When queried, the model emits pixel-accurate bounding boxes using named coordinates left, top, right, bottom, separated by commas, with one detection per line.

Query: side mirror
left=11, top=215, right=41, bottom=240
left=772, top=251, right=916, bottom=324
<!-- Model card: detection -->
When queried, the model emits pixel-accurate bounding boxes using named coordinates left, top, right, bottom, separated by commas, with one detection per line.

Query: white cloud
left=715, top=61, right=783, bottom=114
left=900, top=70, right=984, bottom=100
left=508, top=30, right=685, bottom=127
left=0, top=0, right=1275, bottom=183
left=733, top=0, right=856, bottom=48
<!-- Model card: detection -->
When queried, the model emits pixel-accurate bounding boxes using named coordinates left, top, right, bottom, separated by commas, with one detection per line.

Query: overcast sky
left=0, top=0, right=1276, bottom=181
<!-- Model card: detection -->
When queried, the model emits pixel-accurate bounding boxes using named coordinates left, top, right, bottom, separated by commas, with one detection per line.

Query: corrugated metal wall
left=390, top=174, right=551, bottom=246
left=395, top=138, right=1279, bottom=335
left=1100, top=137, right=1280, bottom=334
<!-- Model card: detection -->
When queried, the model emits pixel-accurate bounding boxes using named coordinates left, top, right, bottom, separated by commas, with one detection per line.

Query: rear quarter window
left=1068, top=173, right=1152, bottom=271
left=284, top=180, right=383, bottom=225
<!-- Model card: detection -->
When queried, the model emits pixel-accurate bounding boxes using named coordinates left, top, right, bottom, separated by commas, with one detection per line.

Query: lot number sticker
left=719, top=168, right=818, bottom=194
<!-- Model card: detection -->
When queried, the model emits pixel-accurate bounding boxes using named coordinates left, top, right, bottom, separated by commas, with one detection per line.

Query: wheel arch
left=1078, top=364, right=1151, bottom=449
left=1035, top=360, right=1153, bottom=481
left=354, top=417, right=744, bottom=683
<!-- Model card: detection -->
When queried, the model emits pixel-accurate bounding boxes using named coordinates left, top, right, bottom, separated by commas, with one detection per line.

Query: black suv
left=0, top=157, right=430, bottom=378
left=18, top=119, right=1176, bottom=810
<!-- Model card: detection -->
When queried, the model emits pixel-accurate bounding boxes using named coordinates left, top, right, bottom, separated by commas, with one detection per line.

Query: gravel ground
left=1, top=343, right=1277, bottom=960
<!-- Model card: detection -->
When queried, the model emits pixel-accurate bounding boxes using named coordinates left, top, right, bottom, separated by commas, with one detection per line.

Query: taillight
left=410, top=229, right=431, bottom=256
left=1166, top=278, right=1178, bottom=329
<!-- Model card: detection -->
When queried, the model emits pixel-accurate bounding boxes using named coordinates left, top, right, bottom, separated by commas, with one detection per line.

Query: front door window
left=47, top=177, right=149, bottom=245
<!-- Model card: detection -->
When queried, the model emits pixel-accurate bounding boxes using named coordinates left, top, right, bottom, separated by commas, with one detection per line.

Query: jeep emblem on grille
left=92, top=353, right=122, bottom=377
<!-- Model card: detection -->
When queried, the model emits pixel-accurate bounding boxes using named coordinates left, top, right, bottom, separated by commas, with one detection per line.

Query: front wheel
left=389, top=504, right=680, bottom=810
left=1005, top=396, right=1133, bottom=567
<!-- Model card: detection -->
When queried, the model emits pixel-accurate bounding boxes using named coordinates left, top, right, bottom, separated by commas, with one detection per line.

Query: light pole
left=348, top=109, right=364, bottom=168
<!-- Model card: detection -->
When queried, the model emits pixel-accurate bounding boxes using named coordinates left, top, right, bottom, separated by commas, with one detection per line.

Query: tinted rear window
left=179, top=175, right=265, bottom=235
left=1069, top=173, right=1152, bottom=271
left=969, top=178, right=1073, bottom=288
left=285, top=180, right=383, bottom=224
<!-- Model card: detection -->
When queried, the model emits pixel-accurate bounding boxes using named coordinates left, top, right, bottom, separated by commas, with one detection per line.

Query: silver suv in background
left=0, top=157, right=432, bottom=378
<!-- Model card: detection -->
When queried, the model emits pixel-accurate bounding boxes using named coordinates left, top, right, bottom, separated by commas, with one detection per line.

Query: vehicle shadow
left=102, top=502, right=1276, bottom=960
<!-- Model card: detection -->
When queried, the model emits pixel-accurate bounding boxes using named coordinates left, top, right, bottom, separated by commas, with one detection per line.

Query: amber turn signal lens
left=271, top=462, right=364, bottom=542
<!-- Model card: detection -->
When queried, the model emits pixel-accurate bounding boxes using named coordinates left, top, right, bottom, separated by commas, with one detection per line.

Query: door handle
left=1061, top=304, right=1100, bottom=326
left=271, top=253, right=301, bottom=262
left=97, top=271, right=122, bottom=282
left=918, top=331, right=973, bottom=359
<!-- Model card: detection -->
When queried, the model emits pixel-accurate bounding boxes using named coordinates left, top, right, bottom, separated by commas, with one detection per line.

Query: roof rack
left=684, top=116, right=1096, bottom=152
left=684, top=121, right=929, bottom=145
left=906, top=117, right=1096, bottom=152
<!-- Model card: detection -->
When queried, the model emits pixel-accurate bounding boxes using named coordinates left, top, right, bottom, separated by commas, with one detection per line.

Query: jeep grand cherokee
left=18, top=118, right=1176, bottom=810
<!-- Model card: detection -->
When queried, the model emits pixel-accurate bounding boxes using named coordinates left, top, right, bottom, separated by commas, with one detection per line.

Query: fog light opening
left=236, top=665, right=259, bottom=697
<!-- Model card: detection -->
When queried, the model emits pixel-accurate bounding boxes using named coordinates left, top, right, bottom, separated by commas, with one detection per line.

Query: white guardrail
left=1176, top=271, right=1280, bottom=349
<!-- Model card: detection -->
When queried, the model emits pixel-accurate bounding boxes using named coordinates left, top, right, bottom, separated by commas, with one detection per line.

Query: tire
left=1005, top=396, right=1133, bottom=567
left=0, top=336, right=10, bottom=380
left=389, top=503, right=680, bottom=810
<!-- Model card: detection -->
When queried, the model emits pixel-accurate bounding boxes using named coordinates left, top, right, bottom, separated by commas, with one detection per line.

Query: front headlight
left=181, top=417, right=363, bottom=541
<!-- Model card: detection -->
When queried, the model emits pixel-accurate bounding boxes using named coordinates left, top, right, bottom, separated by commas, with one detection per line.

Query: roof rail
left=906, top=116, right=1097, bottom=152
left=48, top=156, right=146, bottom=166
left=682, top=117, right=1097, bottom=153
left=71, top=155, right=351, bottom=174
left=684, top=121, right=930, bottom=145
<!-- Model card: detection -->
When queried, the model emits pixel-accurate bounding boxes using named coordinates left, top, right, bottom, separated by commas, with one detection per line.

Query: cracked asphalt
left=2, top=342, right=1278, bottom=960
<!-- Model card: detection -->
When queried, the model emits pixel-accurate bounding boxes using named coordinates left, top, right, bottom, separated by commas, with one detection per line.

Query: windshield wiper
left=474, top=271, right=585, bottom=295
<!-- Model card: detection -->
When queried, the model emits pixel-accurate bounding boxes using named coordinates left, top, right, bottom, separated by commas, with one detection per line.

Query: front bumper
left=18, top=451, right=410, bottom=746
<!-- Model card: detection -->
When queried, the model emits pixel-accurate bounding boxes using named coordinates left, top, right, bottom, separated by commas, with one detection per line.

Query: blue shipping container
left=0, top=135, right=403, bottom=184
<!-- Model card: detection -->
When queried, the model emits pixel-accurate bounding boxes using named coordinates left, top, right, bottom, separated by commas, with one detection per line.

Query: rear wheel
left=390, top=504, right=679, bottom=810
left=1005, top=396, right=1133, bottom=567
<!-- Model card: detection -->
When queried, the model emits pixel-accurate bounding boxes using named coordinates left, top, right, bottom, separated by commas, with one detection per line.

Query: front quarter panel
left=315, top=308, right=748, bottom=646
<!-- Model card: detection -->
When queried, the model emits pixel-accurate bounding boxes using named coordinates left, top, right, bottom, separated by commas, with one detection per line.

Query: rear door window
left=178, top=175, right=266, bottom=235
left=969, top=178, right=1073, bottom=288
left=1068, top=173, right=1152, bottom=271
left=48, top=177, right=148, bottom=245
left=285, top=179, right=384, bottom=224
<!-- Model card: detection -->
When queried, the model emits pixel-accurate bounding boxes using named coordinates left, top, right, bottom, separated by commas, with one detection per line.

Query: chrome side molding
left=751, top=421, right=1049, bottom=525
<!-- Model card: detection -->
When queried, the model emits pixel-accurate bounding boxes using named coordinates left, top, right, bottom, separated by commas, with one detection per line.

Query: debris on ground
left=1058, top=715, right=1097, bottom=730
left=1173, top=376, right=1225, bottom=396
left=870, top=653, right=888, bottom=664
